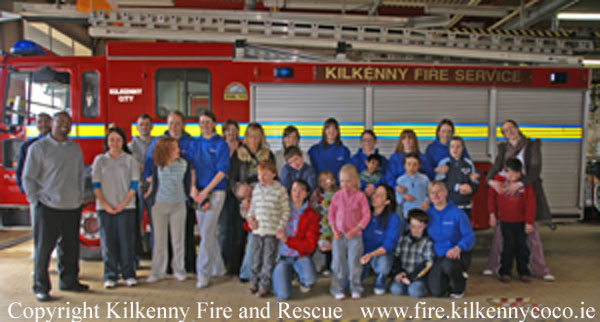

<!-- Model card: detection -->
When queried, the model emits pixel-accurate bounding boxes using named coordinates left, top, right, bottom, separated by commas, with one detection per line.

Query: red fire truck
left=0, top=40, right=590, bottom=257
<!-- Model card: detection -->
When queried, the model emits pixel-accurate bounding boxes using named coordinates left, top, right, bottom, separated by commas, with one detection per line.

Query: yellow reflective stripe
left=27, top=124, right=104, bottom=138
left=495, top=126, right=582, bottom=139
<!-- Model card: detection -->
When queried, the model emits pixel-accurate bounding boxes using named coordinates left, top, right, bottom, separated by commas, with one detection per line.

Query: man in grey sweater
left=23, top=111, right=88, bottom=302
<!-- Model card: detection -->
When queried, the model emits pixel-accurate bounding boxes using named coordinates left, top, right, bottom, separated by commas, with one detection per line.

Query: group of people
left=16, top=110, right=555, bottom=302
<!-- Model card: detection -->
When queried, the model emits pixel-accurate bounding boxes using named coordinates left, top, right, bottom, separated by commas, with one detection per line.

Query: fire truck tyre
left=79, top=244, right=101, bottom=261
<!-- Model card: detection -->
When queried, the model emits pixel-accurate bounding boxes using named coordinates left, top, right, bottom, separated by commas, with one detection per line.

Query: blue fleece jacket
left=362, top=211, right=401, bottom=254
left=185, top=134, right=230, bottom=191
left=425, top=139, right=471, bottom=172
left=143, top=130, right=193, bottom=179
left=349, top=148, right=389, bottom=175
left=426, top=200, right=475, bottom=257
left=280, top=162, right=316, bottom=192
left=380, top=151, right=435, bottom=187
left=307, top=141, right=350, bottom=182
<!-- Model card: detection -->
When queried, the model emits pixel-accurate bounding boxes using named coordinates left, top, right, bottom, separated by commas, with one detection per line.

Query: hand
left=402, top=194, right=415, bottom=202
left=196, top=189, right=209, bottom=205
left=333, top=231, right=342, bottom=240
left=525, top=223, right=534, bottom=234
left=420, top=200, right=429, bottom=210
left=489, top=214, right=497, bottom=228
left=469, top=172, right=480, bottom=181
left=105, top=205, right=117, bottom=215
left=446, top=246, right=461, bottom=259
left=346, top=230, right=355, bottom=239
left=364, top=184, right=375, bottom=196
left=201, top=201, right=211, bottom=211
left=240, top=198, right=250, bottom=217
left=435, top=164, right=449, bottom=174
left=505, top=181, right=524, bottom=195
left=396, top=185, right=407, bottom=194
left=276, top=228, right=287, bottom=242
left=114, top=202, right=125, bottom=214
left=235, top=183, right=250, bottom=199
left=458, top=184, right=473, bottom=195
left=189, top=186, right=199, bottom=200
left=394, top=272, right=407, bottom=283
left=401, top=276, right=411, bottom=285
left=248, top=216, right=258, bottom=230
left=360, top=253, right=371, bottom=265
left=489, top=180, right=504, bottom=194
left=320, top=244, right=332, bottom=252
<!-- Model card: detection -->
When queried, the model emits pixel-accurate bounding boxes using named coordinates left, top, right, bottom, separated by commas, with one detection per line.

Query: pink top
left=328, top=189, right=371, bottom=234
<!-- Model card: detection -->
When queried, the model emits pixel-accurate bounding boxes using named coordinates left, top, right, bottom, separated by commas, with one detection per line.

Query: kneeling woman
left=426, top=181, right=475, bottom=298
left=272, top=179, right=320, bottom=300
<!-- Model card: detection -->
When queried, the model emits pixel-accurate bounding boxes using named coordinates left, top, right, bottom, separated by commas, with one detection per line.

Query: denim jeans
left=330, top=234, right=363, bottom=295
left=361, top=253, right=393, bottom=291
left=272, top=256, right=317, bottom=300
left=390, top=278, right=428, bottom=298
left=239, top=233, right=252, bottom=280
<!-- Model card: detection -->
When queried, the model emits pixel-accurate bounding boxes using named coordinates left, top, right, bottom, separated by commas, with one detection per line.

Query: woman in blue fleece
left=381, top=129, right=435, bottom=187
left=308, top=118, right=351, bottom=184
left=359, top=184, right=401, bottom=295
left=425, top=119, right=470, bottom=177
left=425, top=181, right=475, bottom=299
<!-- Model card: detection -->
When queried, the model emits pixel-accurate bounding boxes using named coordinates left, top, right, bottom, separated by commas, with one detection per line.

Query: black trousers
left=33, top=203, right=81, bottom=294
left=428, top=251, right=471, bottom=297
left=500, top=221, right=530, bottom=277
left=218, top=190, right=247, bottom=275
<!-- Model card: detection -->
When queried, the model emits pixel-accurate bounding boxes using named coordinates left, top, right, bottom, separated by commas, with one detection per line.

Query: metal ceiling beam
left=500, top=0, right=580, bottom=29
left=425, top=5, right=514, bottom=18
left=489, top=0, right=540, bottom=29
left=445, top=0, right=481, bottom=28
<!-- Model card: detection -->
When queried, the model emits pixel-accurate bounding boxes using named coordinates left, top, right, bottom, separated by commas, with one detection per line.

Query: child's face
left=408, top=218, right=426, bottom=238
left=365, top=159, right=380, bottom=175
left=404, top=157, right=420, bottom=175
left=290, top=182, right=308, bottom=204
left=318, top=175, right=335, bottom=191
left=257, top=168, right=276, bottom=185
left=339, top=171, right=355, bottom=192
left=449, top=139, right=463, bottom=160
left=168, top=142, right=180, bottom=160
left=287, top=154, right=303, bottom=170
left=505, top=168, right=521, bottom=182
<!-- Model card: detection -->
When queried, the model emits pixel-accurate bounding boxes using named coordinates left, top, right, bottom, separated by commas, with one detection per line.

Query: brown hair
left=153, top=137, right=178, bottom=168
left=256, top=159, right=276, bottom=174
left=167, top=110, right=185, bottom=123
left=316, top=170, right=338, bottom=194
left=394, top=129, right=419, bottom=154
left=435, top=118, right=455, bottom=140
left=321, top=117, right=341, bottom=148
left=408, top=208, right=429, bottom=225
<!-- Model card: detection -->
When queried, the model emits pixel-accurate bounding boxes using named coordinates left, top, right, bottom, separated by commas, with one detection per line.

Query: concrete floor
left=0, top=222, right=599, bottom=321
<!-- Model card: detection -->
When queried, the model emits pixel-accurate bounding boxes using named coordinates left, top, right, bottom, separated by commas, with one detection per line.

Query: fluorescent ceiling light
left=556, top=13, right=600, bottom=20
left=583, top=59, right=600, bottom=66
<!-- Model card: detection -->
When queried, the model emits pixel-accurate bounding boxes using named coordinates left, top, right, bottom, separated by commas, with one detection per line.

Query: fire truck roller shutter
left=497, top=88, right=586, bottom=216
left=252, top=84, right=366, bottom=154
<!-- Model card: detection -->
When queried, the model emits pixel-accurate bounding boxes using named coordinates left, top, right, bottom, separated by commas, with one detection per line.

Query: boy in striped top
left=247, top=160, right=290, bottom=297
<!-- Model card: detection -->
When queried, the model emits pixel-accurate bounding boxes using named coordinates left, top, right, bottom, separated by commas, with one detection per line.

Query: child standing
left=488, top=158, right=535, bottom=283
left=390, top=209, right=434, bottom=298
left=329, top=164, right=371, bottom=300
left=280, top=145, right=316, bottom=192
left=145, top=137, right=190, bottom=283
left=247, top=160, right=290, bottom=297
left=435, top=136, right=479, bottom=217
left=359, top=154, right=383, bottom=187
left=311, top=170, right=338, bottom=275
left=396, top=152, right=430, bottom=223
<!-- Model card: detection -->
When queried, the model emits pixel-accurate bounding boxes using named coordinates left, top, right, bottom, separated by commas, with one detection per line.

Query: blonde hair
left=339, top=164, right=360, bottom=190
left=427, top=181, right=448, bottom=194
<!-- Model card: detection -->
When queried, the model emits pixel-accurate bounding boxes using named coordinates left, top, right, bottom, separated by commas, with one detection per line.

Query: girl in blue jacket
left=308, top=118, right=351, bottom=184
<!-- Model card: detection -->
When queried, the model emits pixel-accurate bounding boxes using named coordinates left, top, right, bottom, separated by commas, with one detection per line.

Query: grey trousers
left=250, top=234, right=278, bottom=291
left=330, top=234, right=364, bottom=295
left=149, top=201, right=186, bottom=278
left=195, top=190, right=226, bottom=280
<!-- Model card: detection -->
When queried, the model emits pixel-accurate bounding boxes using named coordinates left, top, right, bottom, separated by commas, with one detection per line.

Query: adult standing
left=23, top=112, right=88, bottom=301
left=425, top=119, right=470, bottom=175
left=382, top=129, right=435, bottom=188
left=144, top=111, right=196, bottom=274
left=426, top=182, right=475, bottom=298
left=230, top=122, right=275, bottom=281
left=92, top=127, right=139, bottom=288
left=187, top=111, right=230, bottom=288
left=275, top=125, right=310, bottom=176
left=127, top=113, right=154, bottom=258
left=308, top=117, right=351, bottom=183
left=359, top=184, right=401, bottom=295
left=484, top=120, right=554, bottom=281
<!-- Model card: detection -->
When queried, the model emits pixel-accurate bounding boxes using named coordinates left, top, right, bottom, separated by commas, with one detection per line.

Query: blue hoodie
left=143, top=130, right=193, bottom=179
left=280, top=162, right=316, bottom=192
left=307, top=141, right=350, bottom=182
left=186, top=134, right=230, bottom=191
left=425, top=139, right=471, bottom=172
left=349, top=148, right=389, bottom=176
left=380, top=151, right=435, bottom=187
left=426, top=200, right=475, bottom=257
left=362, top=211, right=402, bottom=254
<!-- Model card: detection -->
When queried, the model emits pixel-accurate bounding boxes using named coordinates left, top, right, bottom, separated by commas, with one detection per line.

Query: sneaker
left=196, top=276, right=210, bottom=289
left=449, top=292, right=464, bottom=299
left=482, top=269, right=494, bottom=276
left=462, top=272, right=469, bottom=279
left=519, top=275, right=532, bottom=283
left=299, top=285, right=311, bottom=293
left=322, top=269, right=331, bottom=276
left=146, top=275, right=162, bottom=283
left=374, top=288, right=386, bottom=296
left=351, top=292, right=361, bottom=300
left=499, top=275, right=511, bottom=283
left=333, top=293, right=345, bottom=300
left=35, top=292, right=51, bottom=302
left=104, top=280, right=116, bottom=289
left=543, top=274, right=555, bottom=282
left=125, top=278, right=137, bottom=287
left=255, top=289, right=268, bottom=298
left=174, top=272, right=187, bottom=281
left=248, top=284, right=258, bottom=294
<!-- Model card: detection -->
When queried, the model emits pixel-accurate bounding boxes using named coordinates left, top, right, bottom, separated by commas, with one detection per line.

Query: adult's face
left=167, top=114, right=184, bottom=139
left=402, top=136, right=415, bottom=153
left=199, top=115, right=215, bottom=136
left=428, top=184, right=448, bottom=208
left=283, top=131, right=299, bottom=148
left=370, top=186, right=390, bottom=214
left=245, top=128, right=262, bottom=153
left=137, top=117, right=152, bottom=137
left=107, top=131, right=123, bottom=154
left=438, top=124, right=453, bottom=145
left=325, top=124, right=338, bottom=144
left=360, top=133, right=376, bottom=153
left=52, top=113, right=71, bottom=139
left=501, top=121, right=520, bottom=143
left=224, top=124, right=239, bottom=142
left=36, top=115, right=52, bottom=136
left=290, top=181, right=309, bottom=205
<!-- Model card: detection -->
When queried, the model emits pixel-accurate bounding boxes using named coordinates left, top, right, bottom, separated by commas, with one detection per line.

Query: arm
left=93, top=188, right=115, bottom=214
left=456, top=209, right=476, bottom=252
left=488, top=185, right=498, bottom=224
left=486, top=143, right=505, bottom=185
left=277, top=186, right=290, bottom=230
left=15, top=140, right=29, bottom=193
left=524, top=185, right=537, bottom=225
left=360, top=246, right=387, bottom=265
left=202, top=141, right=230, bottom=195
left=77, top=149, right=85, bottom=205
left=408, top=238, right=434, bottom=281
left=381, top=214, right=402, bottom=254
left=115, top=156, right=140, bottom=212
left=419, top=153, right=435, bottom=181
left=23, top=144, right=42, bottom=204
left=521, top=140, right=542, bottom=186
left=143, top=138, right=157, bottom=180
left=327, top=193, right=341, bottom=238
left=279, top=165, right=291, bottom=191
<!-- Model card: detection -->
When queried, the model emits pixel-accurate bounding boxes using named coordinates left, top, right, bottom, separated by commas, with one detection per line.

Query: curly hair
left=153, top=137, right=178, bottom=168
